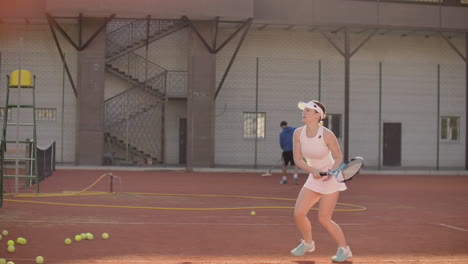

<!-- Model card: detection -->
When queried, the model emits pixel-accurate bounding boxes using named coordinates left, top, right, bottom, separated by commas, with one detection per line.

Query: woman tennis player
left=290, top=100, right=352, bottom=262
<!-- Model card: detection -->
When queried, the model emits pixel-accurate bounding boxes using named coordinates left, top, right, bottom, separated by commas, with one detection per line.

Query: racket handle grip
left=319, top=172, right=328, bottom=176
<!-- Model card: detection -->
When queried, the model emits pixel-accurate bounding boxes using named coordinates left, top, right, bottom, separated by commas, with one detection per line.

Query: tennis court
left=1, top=169, right=467, bottom=264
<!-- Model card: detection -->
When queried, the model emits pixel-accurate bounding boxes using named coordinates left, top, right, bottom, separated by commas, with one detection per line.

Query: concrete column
left=75, top=18, right=106, bottom=165
left=187, top=21, right=216, bottom=168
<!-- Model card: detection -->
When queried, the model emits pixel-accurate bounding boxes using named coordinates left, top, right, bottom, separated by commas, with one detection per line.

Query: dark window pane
left=332, top=115, right=341, bottom=138
left=441, top=117, right=447, bottom=140
left=450, top=117, right=459, bottom=140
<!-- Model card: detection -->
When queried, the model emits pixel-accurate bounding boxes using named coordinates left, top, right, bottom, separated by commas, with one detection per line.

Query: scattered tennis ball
left=80, top=233, right=86, bottom=240
left=101, top=233, right=109, bottom=239
left=6, top=261, right=13, bottom=264
left=7, top=240, right=14, bottom=246
left=7, top=245, right=15, bottom=253
left=0, top=258, right=6, bottom=264
left=35, top=256, right=44, bottom=264
left=0, top=234, right=3, bottom=240
left=74, top=235, right=82, bottom=242
left=250, top=211, right=256, bottom=216
left=86, top=233, right=93, bottom=240
left=1, top=230, right=8, bottom=236
left=65, top=238, right=72, bottom=245
left=16, top=237, right=26, bottom=245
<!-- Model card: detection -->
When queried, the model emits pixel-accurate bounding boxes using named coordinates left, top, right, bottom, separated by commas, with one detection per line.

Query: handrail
left=104, top=72, right=166, bottom=103
left=106, top=19, right=137, bottom=36
left=104, top=19, right=181, bottom=164
left=106, top=39, right=166, bottom=73
left=106, top=18, right=181, bottom=36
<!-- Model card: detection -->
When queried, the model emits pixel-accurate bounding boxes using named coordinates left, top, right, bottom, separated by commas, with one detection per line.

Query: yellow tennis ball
left=80, top=233, right=86, bottom=240
left=65, top=238, right=72, bottom=245
left=74, top=235, right=82, bottom=242
left=250, top=211, right=256, bottom=216
left=0, top=234, right=3, bottom=240
left=0, top=258, right=6, bottom=264
left=16, top=237, right=26, bottom=245
left=101, top=233, right=109, bottom=239
left=7, top=245, right=15, bottom=253
left=7, top=240, right=14, bottom=246
left=35, top=256, right=44, bottom=264
left=86, top=233, right=93, bottom=240
left=1, top=230, right=8, bottom=236
left=7, top=261, right=14, bottom=264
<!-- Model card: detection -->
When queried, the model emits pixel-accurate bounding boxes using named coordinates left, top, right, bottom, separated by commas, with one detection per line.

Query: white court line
left=0, top=219, right=364, bottom=226
left=9, top=258, right=468, bottom=263
left=382, top=259, right=468, bottom=263
left=439, top=223, right=468, bottom=232
left=6, top=260, right=320, bottom=264
left=9, top=260, right=287, bottom=263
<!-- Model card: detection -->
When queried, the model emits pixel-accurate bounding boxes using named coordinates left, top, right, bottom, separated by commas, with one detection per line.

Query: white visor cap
left=298, top=101, right=325, bottom=119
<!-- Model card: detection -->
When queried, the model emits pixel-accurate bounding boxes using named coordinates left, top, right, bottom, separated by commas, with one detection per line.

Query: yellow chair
left=9, top=69, right=33, bottom=88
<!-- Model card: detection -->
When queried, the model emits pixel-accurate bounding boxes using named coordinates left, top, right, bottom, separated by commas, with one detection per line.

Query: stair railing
left=106, top=19, right=180, bottom=58
left=104, top=19, right=184, bottom=164
left=104, top=86, right=164, bottom=162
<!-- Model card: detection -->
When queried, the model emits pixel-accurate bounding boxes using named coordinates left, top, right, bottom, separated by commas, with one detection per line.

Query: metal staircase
left=106, top=19, right=187, bottom=62
left=104, top=19, right=186, bottom=165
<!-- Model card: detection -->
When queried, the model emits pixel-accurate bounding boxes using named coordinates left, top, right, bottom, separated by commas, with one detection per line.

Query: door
left=179, top=118, right=187, bottom=164
left=383, top=122, right=401, bottom=166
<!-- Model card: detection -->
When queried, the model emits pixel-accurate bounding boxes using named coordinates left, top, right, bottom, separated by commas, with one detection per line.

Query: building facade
left=0, top=0, right=467, bottom=169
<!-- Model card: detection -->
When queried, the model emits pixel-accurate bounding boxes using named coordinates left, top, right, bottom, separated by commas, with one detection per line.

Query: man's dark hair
left=280, top=121, right=287, bottom=127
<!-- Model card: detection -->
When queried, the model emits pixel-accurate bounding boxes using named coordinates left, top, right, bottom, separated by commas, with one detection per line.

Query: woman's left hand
left=321, top=169, right=333, bottom=181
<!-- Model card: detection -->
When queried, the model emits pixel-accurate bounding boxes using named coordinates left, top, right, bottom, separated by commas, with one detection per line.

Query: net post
left=109, top=173, right=113, bottom=193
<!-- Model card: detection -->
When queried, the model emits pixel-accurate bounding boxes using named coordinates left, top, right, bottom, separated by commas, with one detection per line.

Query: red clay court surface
left=1, top=169, right=467, bottom=264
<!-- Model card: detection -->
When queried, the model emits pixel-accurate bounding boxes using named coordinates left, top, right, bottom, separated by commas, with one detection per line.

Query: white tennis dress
left=300, top=125, right=347, bottom=194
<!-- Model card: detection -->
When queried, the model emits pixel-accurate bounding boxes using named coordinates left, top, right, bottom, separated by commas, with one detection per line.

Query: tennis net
left=35, top=141, right=56, bottom=183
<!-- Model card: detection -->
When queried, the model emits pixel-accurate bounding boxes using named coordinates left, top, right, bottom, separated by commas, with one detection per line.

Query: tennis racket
left=262, top=157, right=283, bottom=176
left=320, top=156, right=364, bottom=182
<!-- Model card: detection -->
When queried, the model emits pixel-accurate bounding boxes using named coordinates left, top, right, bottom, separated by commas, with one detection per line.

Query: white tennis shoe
left=290, top=240, right=315, bottom=256
left=332, top=246, right=352, bottom=262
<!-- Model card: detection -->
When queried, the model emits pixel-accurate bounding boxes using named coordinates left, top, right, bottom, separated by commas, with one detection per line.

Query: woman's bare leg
left=293, top=187, right=321, bottom=243
left=317, top=191, right=347, bottom=247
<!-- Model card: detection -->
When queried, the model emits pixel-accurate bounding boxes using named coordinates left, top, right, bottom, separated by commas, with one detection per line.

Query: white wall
left=0, top=22, right=465, bottom=168
left=215, top=28, right=465, bottom=168
left=0, top=23, right=78, bottom=163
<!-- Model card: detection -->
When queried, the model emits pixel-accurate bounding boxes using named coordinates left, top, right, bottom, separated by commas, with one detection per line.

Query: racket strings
left=341, top=161, right=363, bottom=180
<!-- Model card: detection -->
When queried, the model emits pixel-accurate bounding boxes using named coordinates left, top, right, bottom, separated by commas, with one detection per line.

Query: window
left=0, top=108, right=12, bottom=121
left=441, top=116, right=459, bottom=141
left=323, top=114, right=342, bottom=139
left=0, top=108, right=56, bottom=121
left=243, top=112, right=265, bottom=139
left=36, top=108, right=57, bottom=121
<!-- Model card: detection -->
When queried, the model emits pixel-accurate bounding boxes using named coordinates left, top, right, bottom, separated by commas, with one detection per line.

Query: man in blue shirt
left=279, top=121, right=299, bottom=184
